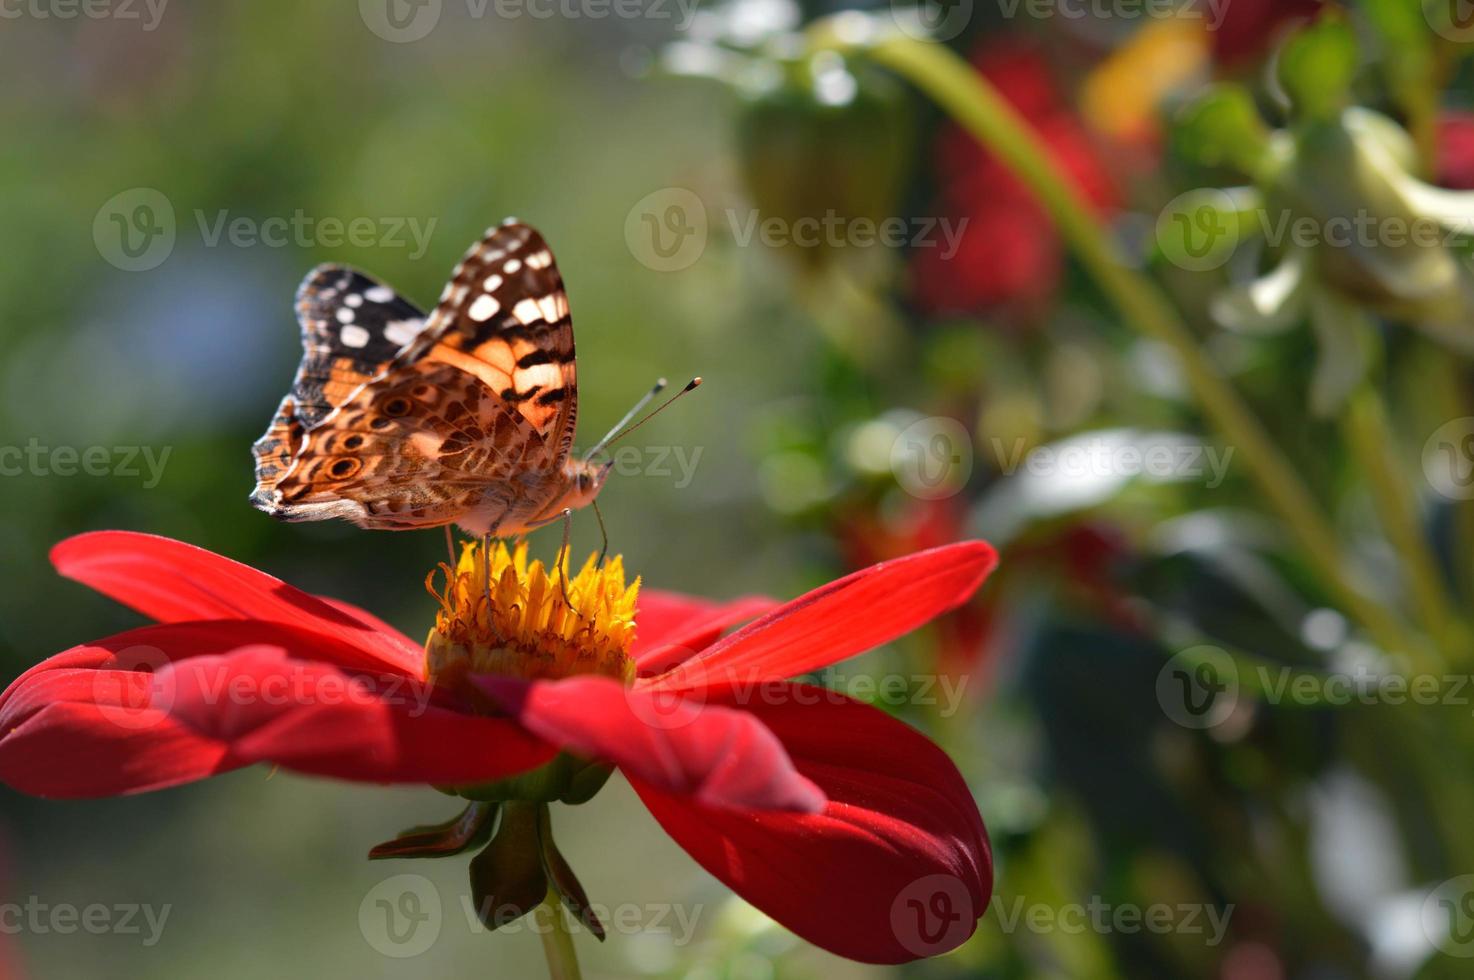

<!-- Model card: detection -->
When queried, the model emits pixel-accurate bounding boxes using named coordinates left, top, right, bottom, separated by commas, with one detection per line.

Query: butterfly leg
left=480, top=527, right=509, bottom=644
left=556, top=508, right=584, bottom=618
left=592, top=498, right=610, bottom=568
left=444, top=525, right=457, bottom=570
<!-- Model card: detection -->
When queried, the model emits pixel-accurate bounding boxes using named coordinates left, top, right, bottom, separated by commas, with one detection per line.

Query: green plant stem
left=537, top=886, right=581, bottom=980
left=832, top=29, right=1431, bottom=670
left=1344, top=387, right=1463, bottom=664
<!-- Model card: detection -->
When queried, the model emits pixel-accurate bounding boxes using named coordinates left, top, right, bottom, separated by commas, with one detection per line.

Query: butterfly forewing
left=412, top=221, right=578, bottom=466
left=289, top=266, right=430, bottom=426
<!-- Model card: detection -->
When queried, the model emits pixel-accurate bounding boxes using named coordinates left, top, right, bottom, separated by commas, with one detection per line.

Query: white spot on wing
left=503, top=258, right=522, bottom=274
left=384, top=319, right=421, bottom=346
left=364, top=285, right=394, bottom=303
left=483, top=273, right=503, bottom=291
left=512, top=298, right=542, bottom=324
left=340, top=324, right=371, bottom=348
left=344, top=293, right=363, bottom=307
left=335, top=307, right=355, bottom=324
left=469, top=294, right=501, bottom=322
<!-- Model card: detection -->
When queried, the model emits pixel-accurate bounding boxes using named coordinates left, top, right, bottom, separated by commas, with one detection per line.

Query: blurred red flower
left=1209, top=0, right=1325, bottom=67
left=1438, top=112, right=1474, bottom=190
left=0, top=531, right=997, bottom=964
left=913, top=40, right=1117, bottom=316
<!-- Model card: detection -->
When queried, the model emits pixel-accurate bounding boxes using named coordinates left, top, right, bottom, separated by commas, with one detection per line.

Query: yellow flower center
left=425, top=541, right=638, bottom=685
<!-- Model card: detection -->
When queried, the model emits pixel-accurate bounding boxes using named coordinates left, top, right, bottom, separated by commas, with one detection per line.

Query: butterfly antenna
left=584, top=377, right=702, bottom=460
left=586, top=379, right=667, bottom=459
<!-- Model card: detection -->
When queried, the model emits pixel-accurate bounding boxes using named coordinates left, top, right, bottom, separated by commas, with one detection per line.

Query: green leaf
left=1174, top=85, right=1271, bottom=175
left=1277, top=14, right=1359, bottom=120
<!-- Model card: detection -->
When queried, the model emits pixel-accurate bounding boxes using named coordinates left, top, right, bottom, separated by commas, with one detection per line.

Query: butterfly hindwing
left=262, top=359, right=548, bottom=530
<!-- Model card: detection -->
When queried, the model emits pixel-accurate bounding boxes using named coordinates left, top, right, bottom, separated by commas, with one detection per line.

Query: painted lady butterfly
left=250, top=219, right=691, bottom=541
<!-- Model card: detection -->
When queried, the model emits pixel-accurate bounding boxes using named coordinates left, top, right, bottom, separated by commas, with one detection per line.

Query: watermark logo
left=1156, top=645, right=1239, bottom=730
left=0, top=0, right=169, bottom=30
left=891, top=874, right=974, bottom=957
left=890, top=0, right=972, bottom=41
left=1423, top=417, right=1474, bottom=501
left=92, top=645, right=174, bottom=731
left=1423, top=875, right=1474, bottom=957
left=625, top=658, right=706, bottom=731
left=1426, top=0, right=1474, bottom=44
left=992, top=896, right=1233, bottom=944
left=360, top=0, right=443, bottom=42
left=891, top=416, right=972, bottom=500
left=0, top=440, right=171, bottom=487
left=93, top=191, right=438, bottom=270
left=626, top=188, right=707, bottom=272
left=0, top=898, right=171, bottom=946
left=94, top=188, right=175, bottom=272
left=1156, top=188, right=1240, bottom=272
left=360, top=874, right=442, bottom=957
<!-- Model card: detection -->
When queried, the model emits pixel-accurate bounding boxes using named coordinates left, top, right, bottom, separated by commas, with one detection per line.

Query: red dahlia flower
left=0, top=531, right=996, bottom=966
left=913, top=40, right=1117, bottom=316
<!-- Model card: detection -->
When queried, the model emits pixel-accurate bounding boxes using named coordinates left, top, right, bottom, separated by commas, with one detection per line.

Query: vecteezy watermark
left=1423, top=417, right=1474, bottom=501
left=891, top=874, right=977, bottom=957
left=891, top=416, right=973, bottom=500
left=625, top=188, right=708, bottom=273
left=93, top=188, right=438, bottom=271
left=462, top=898, right=703, bottom=943
left=358, top=0, right=701, bottom=42
left=990, top=434, right=1235, bottom=489
left=0, top=440, right=171, bottom=488
left=1156, top=190, right=1474, bottom=273
left=1426, top=0, right=1474, bottom=45
left=992, top=895, right=1234, bottom=945
left=1157, top=645, right=1474, bottom=731
left=360, top=874, right=442, bottom=958
left=0, top=898, right=171, bottom=947
left=1156, top=646, right=1240, bottom=730
left=890, top=0, right=1229, bottom=43
left=725, top=209, right=967, bottom=260
left=579, top=444, right=704, bottom=490
left=92, top=646, right=438, bottom=732
left=0, top=0, right=168, bottom=30
left=358, top=874, right=703, bottom=957
left=1423, top=875, right=1474, bottom=958
left=625, top=667, right=973, bottom=732
left=623, top=189, right=969, bottom=272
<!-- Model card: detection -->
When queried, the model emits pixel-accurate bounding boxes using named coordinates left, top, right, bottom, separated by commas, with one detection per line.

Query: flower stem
left=832, top=29, right=1430, bottom=669
left=1343, top=386, right=1465, bottom=664
left=536, top=886, right=582, bottom=980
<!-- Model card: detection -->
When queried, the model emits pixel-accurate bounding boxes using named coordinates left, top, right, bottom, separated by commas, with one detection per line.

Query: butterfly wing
left=251, top=224, right=575, bottom=532
left=256, top=359, right=550, bottom=529
left=251, top=266, right=429, bottom=505
left=411, top=220, right=578, bottom=467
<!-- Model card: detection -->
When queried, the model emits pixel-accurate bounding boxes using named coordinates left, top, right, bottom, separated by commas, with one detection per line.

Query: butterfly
left=250, top=219, right=687, bottom=541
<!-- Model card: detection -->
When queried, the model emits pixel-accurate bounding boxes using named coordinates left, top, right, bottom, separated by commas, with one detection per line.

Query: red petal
left=0, top=621, right=349, bottom=798
left=158, top=646, right=554, bottom=784
left=634, top=685, right=990, bottom=964
left=634, top=592, right=779, bottom=675
left=479, top=675, right=824, bottom=813
left=640, top=542, right=997, bottom=697
left=50, top=531, right=422, bottom=677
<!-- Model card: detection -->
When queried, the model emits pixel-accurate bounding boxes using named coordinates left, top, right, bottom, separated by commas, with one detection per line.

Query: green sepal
left=367, top=802, right=498, bottom=860
left=538, top=806, right=606, bottom=940
left=467, top=802, right=548, bottom=932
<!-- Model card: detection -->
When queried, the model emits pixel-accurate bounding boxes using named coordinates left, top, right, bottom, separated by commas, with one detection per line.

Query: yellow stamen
left=425, top=541, right=638, bottom=684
